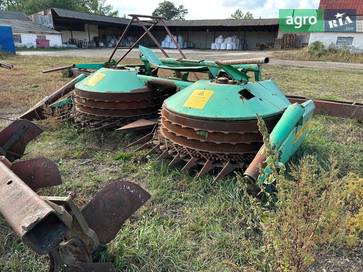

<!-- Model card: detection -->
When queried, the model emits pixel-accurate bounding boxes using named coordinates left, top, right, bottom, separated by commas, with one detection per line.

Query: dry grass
left=0, top=55, right=362, bottom=271
left=273, top=48, right=363, bottom=64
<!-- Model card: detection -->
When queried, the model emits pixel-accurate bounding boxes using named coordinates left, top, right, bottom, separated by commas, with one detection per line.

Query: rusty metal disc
left=81, top=179, right=150, bottom=244
left=0, top=120, right=43, bottom=161
left=72, top=88, right=174, bottom=129
left=11, top=158, right=62, bottom=191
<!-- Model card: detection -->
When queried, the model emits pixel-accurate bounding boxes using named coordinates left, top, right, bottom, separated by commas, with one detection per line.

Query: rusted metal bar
left=160, top=19, right=199, bottom=80
left=19, top=74, right=85, bottom=120
left=160, top=19, right=186, bottom=59
left=287, top=95, right=363, bottom=121
left=116, top=21, right=158, bottom=64
left=129, top=14, right=166, bottom=20
left=244, top=145, right=266, bottom=181
left=0, top=159, right=67, bottom=254
left=0, top=62, right=14, bottom=69
left=42, top=65, right=74, bottom=74
left=107, top=17, right=134, bottom=63
left=215, top=57, right=270, bottom=65
left=134, top=16, right=169, bottom=57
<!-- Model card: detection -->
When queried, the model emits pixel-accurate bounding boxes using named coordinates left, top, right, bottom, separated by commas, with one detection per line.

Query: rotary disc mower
left=128, top=51, right=315, bottom=181
left=22, top=14, right=190, bottom=130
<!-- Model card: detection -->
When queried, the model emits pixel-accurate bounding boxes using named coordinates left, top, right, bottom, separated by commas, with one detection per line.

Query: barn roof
left=51, top=8, right=129, bottom=25
left=0, top=10, right=30, bottom=21
left=0, top=18, right=60, bottom=34
left=319, top=0, right=363, bottom=15
left=165, top=18, right=279, bottom=27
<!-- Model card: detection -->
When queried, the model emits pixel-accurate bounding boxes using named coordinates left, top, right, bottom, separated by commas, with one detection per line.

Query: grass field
left=0, top=55, right=362, bottom=272
left=273, top=48, right=363, bottom=64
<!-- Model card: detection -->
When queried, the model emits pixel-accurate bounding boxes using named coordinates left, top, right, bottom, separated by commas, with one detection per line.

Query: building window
left=13, top=34, right=21, bottom=43
left=37, top=35, right=46, bottom=40
left=336, top=37, right=354, bottom=46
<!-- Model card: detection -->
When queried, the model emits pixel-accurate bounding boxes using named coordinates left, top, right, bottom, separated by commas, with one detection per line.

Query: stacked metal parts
left=151, top=78, right=292, bottom=181
left=72, top=69, right=174, bottom=129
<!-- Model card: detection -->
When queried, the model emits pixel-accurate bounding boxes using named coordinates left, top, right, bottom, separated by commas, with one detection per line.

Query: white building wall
left=45, top=34, right=62, bottom=47
left=14, top=33, right=62, bottom=48
left=309, top=32, right=363, bottom=49
left=17, top=33, right=37, bottom=47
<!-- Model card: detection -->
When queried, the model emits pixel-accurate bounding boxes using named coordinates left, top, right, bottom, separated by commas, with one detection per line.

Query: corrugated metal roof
left=50, top=8, right=277, bottom=28
left=0, top=11, right=30, bottom=21
left=165, top=18, right=279, bottom=27
left=51, top=8, right=130, bottom=25
left=0, top=19, right=60, bottom=34
left=319, top=0, right=363, bottom=15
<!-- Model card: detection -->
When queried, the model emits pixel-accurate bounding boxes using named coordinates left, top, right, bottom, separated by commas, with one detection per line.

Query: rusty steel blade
left=0, top=120, right=43, bottom=161
left=81, top=179, right=150, bottom=244
left=117, top=119, right=157, bottom=132
left=11, top=158, right=62, bottom=191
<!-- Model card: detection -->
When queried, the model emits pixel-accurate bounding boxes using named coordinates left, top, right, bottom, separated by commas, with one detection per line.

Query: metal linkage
left=0, top=154, right=150, bottom=271
left=111, top=14, right=187, bottom=66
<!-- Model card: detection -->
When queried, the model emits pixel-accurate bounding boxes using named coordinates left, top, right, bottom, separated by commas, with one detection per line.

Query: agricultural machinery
left=0, top=120, right=150, bottom=271
left=20, top=15, right=363, bottom=182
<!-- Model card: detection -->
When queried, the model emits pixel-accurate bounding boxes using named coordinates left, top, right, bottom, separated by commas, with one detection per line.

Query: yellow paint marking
left=84, top=72, right=105, bottom=86
left=184, top=90, right=214, bottom=109
left=294, top=121, right=311, bottom=143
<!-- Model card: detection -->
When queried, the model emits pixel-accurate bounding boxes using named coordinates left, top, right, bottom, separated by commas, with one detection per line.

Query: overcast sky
left=107, top=0, right=320, bottom=19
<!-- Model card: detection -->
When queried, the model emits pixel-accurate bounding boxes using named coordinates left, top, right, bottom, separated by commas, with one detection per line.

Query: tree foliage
left=152, top=0, right=188, bottom=20
left=0, top=0, right=118, bottom=16
left=230, top=9, right=254, bottom=19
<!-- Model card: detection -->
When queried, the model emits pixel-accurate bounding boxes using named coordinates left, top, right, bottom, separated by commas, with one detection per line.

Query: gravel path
left=18, top=48, right=363, bottom=70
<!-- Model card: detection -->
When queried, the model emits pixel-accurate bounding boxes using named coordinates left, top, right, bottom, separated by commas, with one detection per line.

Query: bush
left=308, top=41, right=326, bottom=57
left=239, top=118, right=363, bottom=272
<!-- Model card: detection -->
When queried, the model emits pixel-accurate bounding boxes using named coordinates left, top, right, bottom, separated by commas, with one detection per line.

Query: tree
left=152, top=0, right=188, bottom=20
left=0, top=0, right=118, bottom=16
left=81, top=0, right=118, bottom=16
left=230, top=9, right=254, bottom=19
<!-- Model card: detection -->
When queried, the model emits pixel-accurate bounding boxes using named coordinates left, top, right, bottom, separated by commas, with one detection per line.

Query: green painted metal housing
left=75, top=68, right=146, bottom=93
left=164, top=79, right=290, bottom=120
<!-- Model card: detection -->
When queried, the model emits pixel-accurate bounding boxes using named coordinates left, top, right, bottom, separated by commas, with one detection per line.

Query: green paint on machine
left=164, top=79, right=290, bottom=120
left=75, top=68, right=146, bottom=93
